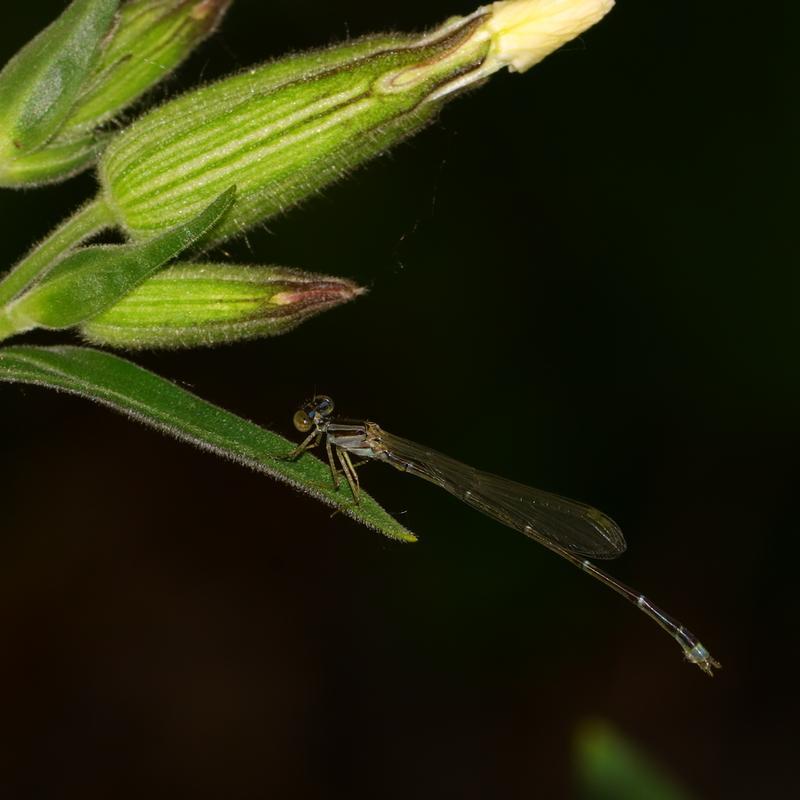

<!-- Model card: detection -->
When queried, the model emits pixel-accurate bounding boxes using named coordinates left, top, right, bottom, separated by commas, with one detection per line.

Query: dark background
left=1, top=1, right=797, bottom=798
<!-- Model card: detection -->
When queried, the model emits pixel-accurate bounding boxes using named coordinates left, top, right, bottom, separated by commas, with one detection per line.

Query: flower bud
left=0, top=0, right=233, bottom=187
left=80, top=263, right=364, bottom=348
left=99, top=0, right=614, bottom=243
left=0, top=0, right=119, bottom=187
left=65, top=1, right=234, bottom=131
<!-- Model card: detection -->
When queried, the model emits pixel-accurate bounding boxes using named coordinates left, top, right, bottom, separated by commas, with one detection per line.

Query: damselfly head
left=293, top=395, right=335, bottom=432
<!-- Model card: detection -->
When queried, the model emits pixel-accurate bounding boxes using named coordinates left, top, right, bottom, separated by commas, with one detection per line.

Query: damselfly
left=287, top=395, right=720, bottom=676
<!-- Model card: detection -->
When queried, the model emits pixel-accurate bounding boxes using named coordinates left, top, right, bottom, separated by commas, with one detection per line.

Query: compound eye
left=293, top=410, right=313, bottom=433
left=315, top=395, right=334, bottom=416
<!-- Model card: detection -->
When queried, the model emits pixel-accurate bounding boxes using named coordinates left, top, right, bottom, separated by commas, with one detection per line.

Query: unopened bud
left=66, top=0, right=234, bottom=131
left=0, top=0, right=233, bottom=187
left=80, top=264, right=364, bottom=349
left=0, top=0, right=119, bottom=186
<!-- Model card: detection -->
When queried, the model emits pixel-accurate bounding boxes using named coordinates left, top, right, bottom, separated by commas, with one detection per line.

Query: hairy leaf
left=0, top=345, right=415, bottom=543
left=9, top=187, right=235, bottom=330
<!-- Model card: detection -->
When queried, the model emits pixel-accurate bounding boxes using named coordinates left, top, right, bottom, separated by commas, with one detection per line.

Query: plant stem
left=0, top=196, right=113, bottom=307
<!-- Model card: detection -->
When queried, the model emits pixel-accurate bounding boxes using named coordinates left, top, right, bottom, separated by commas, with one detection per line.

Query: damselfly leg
left=283, top=429, right=320, bottom=460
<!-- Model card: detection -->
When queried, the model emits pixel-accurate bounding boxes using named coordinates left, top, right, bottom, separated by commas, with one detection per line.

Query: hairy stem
left=0, top=196, right=113, bottom=307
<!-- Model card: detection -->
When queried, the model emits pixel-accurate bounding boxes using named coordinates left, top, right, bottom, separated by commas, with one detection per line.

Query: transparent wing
left=377, top=428, right=626, bottom=559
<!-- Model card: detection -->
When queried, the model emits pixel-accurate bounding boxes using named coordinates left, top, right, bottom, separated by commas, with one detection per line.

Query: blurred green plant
left=576, top=721, right=696, bottom=800
left=0, top=0, right=614, bottom=539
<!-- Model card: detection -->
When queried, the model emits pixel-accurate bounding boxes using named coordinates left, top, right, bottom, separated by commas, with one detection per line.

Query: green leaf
left=0, top=345, right=416, bottom=544
left=575, top=722, right=695, bottom=800
left=8, top=186, right=236, bottom=330
left=0, top=0, right=120, bottom=155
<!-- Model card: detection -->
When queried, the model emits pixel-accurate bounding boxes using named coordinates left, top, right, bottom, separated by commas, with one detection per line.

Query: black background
left=1, top=2, right=797, bottom=798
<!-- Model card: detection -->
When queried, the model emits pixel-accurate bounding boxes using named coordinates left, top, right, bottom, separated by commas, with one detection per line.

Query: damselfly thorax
left=286, top=395, right=720, bottom=677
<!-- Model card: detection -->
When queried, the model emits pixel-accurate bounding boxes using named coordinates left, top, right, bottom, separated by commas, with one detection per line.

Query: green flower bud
left=99, top=0, right=614, bottom=243
left=65, top=0, right=235, bottom=132
left=0, top=0, right=233, bottom=187
left=80, top=263, right=364, bottom=349
left=0, top=0, right=119, bottom=187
